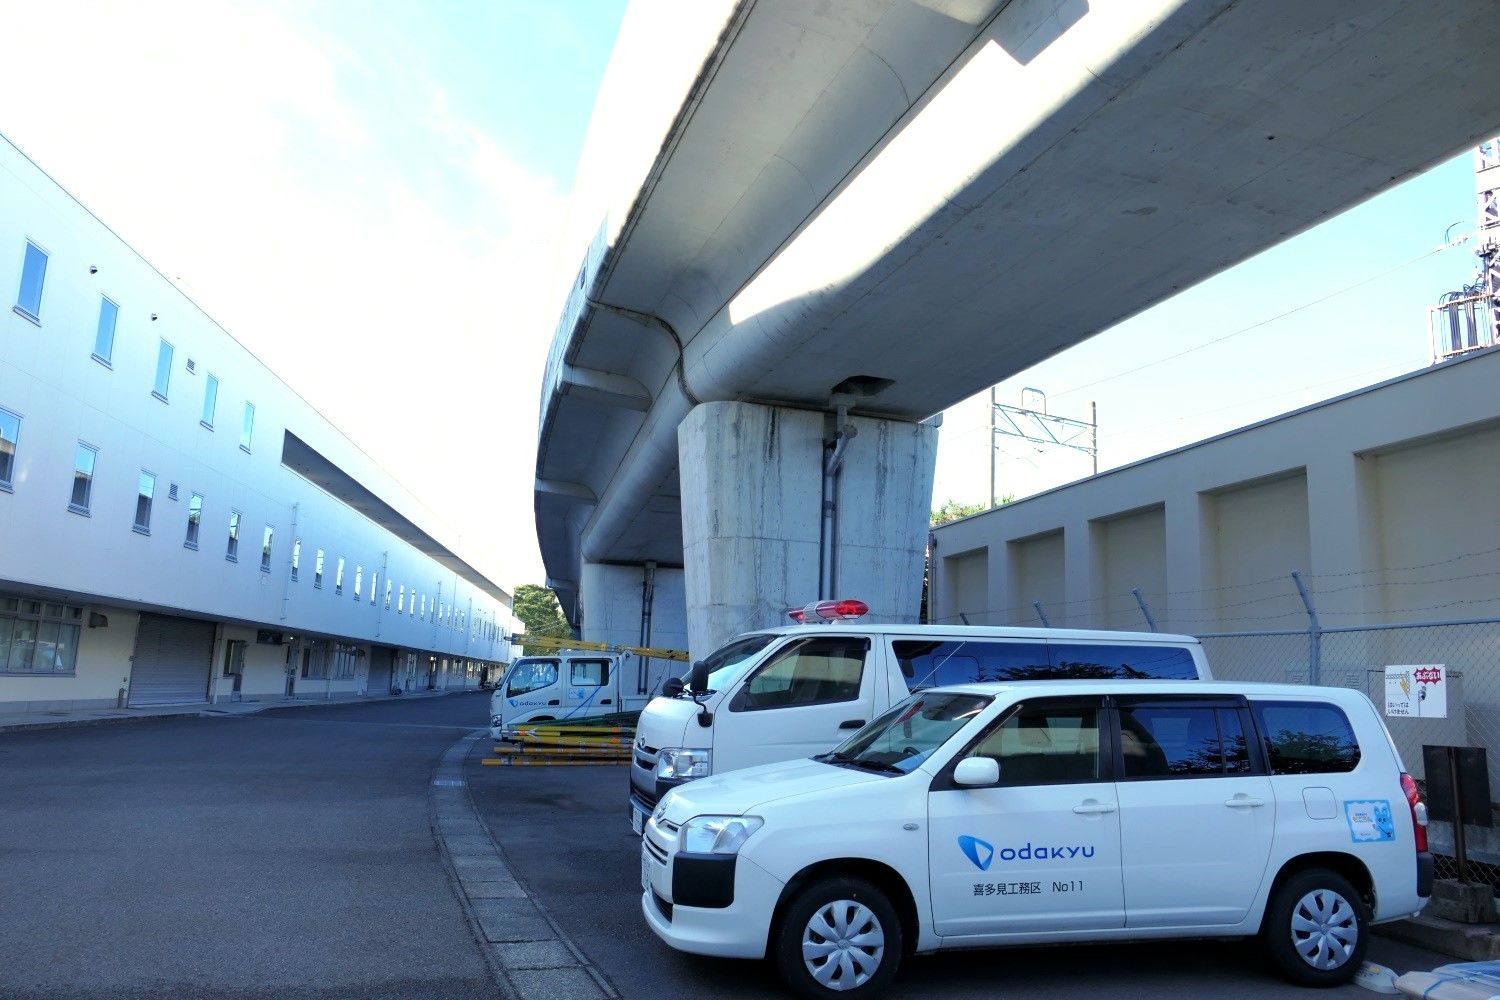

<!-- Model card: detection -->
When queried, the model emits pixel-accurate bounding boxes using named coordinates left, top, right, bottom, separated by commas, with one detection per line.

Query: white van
left=491, top=651, right=634, bottom=739
left=641, top=680, right=1433, bottom=997
left=629, top=606, right=1212, bottom=833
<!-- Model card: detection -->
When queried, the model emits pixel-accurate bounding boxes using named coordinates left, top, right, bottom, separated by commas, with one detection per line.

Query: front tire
left=1261, top=868, right=1368, bottom=986
left=774, top=877, right=902, bottom=999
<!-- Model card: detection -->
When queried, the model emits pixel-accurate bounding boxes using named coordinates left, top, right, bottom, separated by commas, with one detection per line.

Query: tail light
left=1401, top=772, right=1429, bottom=852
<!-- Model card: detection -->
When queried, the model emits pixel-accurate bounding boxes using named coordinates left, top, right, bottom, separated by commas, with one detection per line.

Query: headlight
left=655, top=747, right=711, bottom=781
left=679, top=815, right=763, bottom=855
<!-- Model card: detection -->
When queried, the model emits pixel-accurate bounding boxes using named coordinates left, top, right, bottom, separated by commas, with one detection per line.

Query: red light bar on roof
left=786, top=599, right=868, bottom=623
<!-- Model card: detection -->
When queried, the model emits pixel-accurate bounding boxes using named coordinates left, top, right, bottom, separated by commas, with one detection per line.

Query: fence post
left=1033, top=602, right=1052, bottom=628
left=1131, top=588, right=1159, bottom=632
left=1291, top=570, right=1321, bottom=686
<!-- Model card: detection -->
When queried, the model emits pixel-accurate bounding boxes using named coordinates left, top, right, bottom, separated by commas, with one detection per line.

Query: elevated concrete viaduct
left=535, top=0, right=1500, bottom=665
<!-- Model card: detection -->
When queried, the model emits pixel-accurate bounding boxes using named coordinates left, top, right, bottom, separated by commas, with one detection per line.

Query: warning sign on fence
left=1385, top=664, right=1447, bottom=719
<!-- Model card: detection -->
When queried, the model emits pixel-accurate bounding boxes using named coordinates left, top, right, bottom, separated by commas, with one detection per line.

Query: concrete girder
left=558, top=365, right=653, bottom=413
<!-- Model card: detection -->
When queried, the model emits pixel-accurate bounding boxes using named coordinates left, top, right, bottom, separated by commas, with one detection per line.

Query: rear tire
left=774, top=876, right=902, bottom=999
left=1261, top=868, right=1368, bottom=987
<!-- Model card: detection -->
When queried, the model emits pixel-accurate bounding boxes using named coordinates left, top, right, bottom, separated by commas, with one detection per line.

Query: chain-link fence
left=1202, top=617, right=1500, bottom=882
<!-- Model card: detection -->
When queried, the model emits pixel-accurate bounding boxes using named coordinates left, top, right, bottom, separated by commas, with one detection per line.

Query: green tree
left=930, top=496, right=1012, bottom=526
left=512, top=584, right=571, bottom=655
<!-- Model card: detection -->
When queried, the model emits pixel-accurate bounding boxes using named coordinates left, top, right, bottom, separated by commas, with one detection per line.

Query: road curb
left=429, top=730, right=619, bottom=1000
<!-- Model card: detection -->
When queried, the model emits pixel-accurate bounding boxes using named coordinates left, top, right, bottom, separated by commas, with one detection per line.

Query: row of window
left=0, top=597, right=84, bottom=675
left=12, top=239, right=256, bottom=452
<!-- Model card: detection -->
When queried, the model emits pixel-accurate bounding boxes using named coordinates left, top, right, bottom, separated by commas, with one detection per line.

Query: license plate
left=641, top=848, right=651, bottom=892
left=630, top=808, right=644, bottom=835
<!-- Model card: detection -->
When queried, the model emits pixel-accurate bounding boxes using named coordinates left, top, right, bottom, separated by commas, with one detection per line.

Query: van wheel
left=1261, top=868, right=1368, bottom=986
left=774, top=877, right=901, bottom=999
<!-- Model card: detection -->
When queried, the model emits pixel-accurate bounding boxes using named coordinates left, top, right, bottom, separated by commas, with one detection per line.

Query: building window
left=369, top=572, right=378, bottom=606
left=201, top=374, right=219, bottom=429
left=185, top=493, right=203, bottom=548
left=260, top=525, right=273, bottom=573
left=385, top=579, right=393, bottom=610
left=0, top=407, right=19, bottom=491
left=420, top=595, right=427, bottom=620
left=223, top=639, right=246, bottom=678
left=315, top=549, right=325, bottom=588
left=0, top=597, right=83, bottom=674
left=152, top=340, right=174, bottom=401
left=226, top=510, right=240, bottom=562
left=133, top=471, right=155, bottom=533
left=398, top=585, right=405, bottom=613
left=93, top=296, right=119, bottom=366
left=291, top=539, right=301, bottom=581
left=69, top=442, right=98, bottom=514
left=333, top=645, right=357, bottom=680
left=14, top=240, right=47, bottom=321
left=240, top=402, right=255, bottom=452
left=335, top=557, right=345, bottom=595
left=354, top=565, right=363, bottom=600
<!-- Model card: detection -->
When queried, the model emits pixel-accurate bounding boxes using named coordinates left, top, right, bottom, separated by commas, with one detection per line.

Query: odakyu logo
left=958, top=835, right=1095, bottom=870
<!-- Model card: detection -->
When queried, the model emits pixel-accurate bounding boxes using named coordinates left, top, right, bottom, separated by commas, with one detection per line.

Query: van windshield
left=696, top=633, right=779, bottom=692
left=819, top=692, right=991, bottom=775
left=506, top=659, right=559, bottom=697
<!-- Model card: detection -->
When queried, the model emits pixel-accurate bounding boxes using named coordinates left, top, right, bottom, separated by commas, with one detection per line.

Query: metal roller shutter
left=129, top=613, right=214, bottom=707
left=367, top=646, right=395, bottom=695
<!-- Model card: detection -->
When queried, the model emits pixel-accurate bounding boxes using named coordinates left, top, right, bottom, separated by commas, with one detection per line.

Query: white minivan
left=629, top=606, right=1212, bottom=833
left=490, top=651, right=632, bottom=739
left=641, top=680, right=1433, bottom=997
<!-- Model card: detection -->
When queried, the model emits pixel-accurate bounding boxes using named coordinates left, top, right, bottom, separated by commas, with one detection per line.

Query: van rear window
left=895, top=640, right=1198, bottom=689
left=1251, top=701, right=1361, bottom=775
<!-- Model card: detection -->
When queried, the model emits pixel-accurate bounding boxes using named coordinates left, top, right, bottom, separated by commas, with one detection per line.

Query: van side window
left=967, top=701, right=1103, bottom=786
left=894, top=640, right=1049, bottom=689
left=735, top=637, right=868, bottom=711
left=507, top=660, right=559, bottom=697
left=1048, top=643, right=1197, bottom=680
left=1252, top=701, right=1361, bottom=775
left=1119, top=704, right=1252, bottom=778
left=570, top=659, right=609, bottom=686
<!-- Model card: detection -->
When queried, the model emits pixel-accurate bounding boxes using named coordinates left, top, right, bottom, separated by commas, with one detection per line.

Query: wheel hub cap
left=802, top=899, right=885, bottom=991
left=1290, top=888, right=1358, bottom=971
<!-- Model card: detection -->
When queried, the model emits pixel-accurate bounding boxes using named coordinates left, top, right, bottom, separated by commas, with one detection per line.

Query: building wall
left=931, top=347, right=1500, bottom=635
left=579, top=562, right=689, bottom=693
left=1097, top=505, right=1166, bottom=631
left=0, top=135, right=511, bottom=711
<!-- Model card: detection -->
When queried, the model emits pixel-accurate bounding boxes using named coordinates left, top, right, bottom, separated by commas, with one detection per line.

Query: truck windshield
left=698, top=633, right=779, bottom=692
left=819, top=692, right=991, bottom=775
left=506, top=659, right=559, bottom=697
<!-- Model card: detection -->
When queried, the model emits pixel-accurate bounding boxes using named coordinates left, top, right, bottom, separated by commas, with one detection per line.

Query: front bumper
left=629, top=746, right=694, bottom=831
left=640, top=819, right=784, bottom=960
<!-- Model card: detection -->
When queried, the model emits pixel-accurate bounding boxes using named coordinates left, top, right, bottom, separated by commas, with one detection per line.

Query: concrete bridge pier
left=677, top=401, right=938, bottom=656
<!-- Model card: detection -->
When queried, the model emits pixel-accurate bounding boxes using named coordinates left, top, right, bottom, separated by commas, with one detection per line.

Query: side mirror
left=689, top=660, right=709, bottom=695
left=661, top=676, right=685, bottom=698
left=953, top=757, right=1000, bottom=787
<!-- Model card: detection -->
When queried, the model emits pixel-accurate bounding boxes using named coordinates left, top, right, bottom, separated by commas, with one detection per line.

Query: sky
left=0, top=1, right=1487, bottom=591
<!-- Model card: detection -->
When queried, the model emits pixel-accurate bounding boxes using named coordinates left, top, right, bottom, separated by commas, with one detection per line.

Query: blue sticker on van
left=958, top=835, right=994, bottom=871
left=1345, top=800, right=1395, bottom=843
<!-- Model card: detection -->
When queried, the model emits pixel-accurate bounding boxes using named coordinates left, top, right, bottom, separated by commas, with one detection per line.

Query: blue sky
left=0, top=0, right=1485, bottom=587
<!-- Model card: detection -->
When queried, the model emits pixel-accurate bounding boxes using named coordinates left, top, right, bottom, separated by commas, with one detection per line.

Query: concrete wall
left=0, top=136, right=512, bottom=711
left=578, top=561, right=688, bottom=693
left=931, top=349, right=1500, bottom=634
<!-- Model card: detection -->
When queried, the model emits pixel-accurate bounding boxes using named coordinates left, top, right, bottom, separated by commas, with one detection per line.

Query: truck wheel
left=1261, top=868, right=1368, bottom=987
left=774, top=876, right=901, bottom=999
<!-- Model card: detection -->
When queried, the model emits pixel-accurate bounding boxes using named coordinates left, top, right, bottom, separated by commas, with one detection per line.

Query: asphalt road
left=466, top=757, right=1452, bottom=1000
left=0, top=692, right=499, bottom=1000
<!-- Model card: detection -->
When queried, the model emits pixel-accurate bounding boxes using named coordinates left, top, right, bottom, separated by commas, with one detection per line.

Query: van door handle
left=547, top=700, right=560, bottom=706
left=1072, top=801, right=1117, bottom=815
left=1225, top=796, right=1265, bottom=809
left=601, top=699, right=613, bottom=706
left=839, top=719, right=865, bottom=730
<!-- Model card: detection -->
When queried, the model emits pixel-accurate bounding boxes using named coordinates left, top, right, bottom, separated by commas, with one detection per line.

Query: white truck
left=628, top=599, right=1214, bottom=834
left=490, top=644, right=689, bottom=739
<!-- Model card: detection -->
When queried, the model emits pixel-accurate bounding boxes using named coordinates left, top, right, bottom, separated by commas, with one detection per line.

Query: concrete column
left=1062, top=520, right=1102, bottom=630
left=579, top=561, right=689, bottom=693
left=1305, top=452, right=1381, bottom=620
left=1163, top=488, right=1213, bottom=634
left=677, top=401, right=938, bottom=656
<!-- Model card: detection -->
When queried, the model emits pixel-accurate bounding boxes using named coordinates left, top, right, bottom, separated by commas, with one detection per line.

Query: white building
left=0, top=135, right=517, bottom=712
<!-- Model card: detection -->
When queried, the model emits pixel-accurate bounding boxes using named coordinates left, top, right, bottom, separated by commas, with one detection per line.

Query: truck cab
left=628, top=601, right=1213, bottom=833
left=491, top=651, right=628, bottom=739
